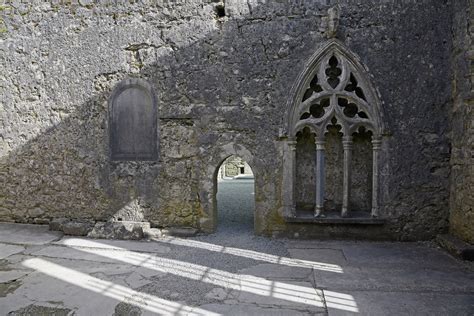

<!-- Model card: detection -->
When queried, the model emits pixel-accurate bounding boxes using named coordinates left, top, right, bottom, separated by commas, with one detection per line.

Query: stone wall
left=219, top=156, right=253, bottom=178
left=450, top=0, right=474, bottom=244
left=0, top=0, right=455, bottom=240
left=295, top=128, right=316, bottom=210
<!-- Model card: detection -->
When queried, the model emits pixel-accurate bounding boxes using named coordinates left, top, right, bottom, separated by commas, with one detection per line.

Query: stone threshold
left=285, top=210, right=386, bottom=225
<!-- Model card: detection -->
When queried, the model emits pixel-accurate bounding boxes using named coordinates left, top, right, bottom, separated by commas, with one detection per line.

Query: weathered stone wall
left=0, top=0, right=455, bottom=240
left=450, top=0, right=474, bottom=244
left=219, top=156, right=252, bottom=177
left=295, top=128, right=316, bottom=210
left=351, top=129, right=372, bottom=212
left=324, top=126, right=344, bottom=212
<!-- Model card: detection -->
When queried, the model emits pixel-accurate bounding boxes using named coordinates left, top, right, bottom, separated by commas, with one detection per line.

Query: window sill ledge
left=284, top=210, right=386, bottom=225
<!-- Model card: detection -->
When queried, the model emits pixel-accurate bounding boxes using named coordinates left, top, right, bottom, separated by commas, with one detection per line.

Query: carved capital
left=342, top=136, right=353, bottom=149
left=287, top=139, right=297, bottom=151
left=372, top=138, right=382, bottom=150
left=315, top=138, right=326, bottom=150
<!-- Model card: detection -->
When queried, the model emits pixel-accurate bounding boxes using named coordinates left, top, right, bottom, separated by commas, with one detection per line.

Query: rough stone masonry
left=0, top=0, right=472, bottom=242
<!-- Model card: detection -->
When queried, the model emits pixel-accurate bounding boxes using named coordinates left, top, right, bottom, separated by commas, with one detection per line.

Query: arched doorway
left=214, top=155, right=255, bottom=233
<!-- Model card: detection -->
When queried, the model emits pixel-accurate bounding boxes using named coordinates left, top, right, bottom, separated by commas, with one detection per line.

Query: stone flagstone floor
left=0, top=221, right=473, bottom=315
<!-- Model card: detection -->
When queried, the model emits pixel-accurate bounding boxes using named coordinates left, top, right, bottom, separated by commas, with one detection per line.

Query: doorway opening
left=215, top=155, right=255, bottom=234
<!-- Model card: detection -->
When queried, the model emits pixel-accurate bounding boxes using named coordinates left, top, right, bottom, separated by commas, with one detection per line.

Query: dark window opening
left=215, top=4, right=225, bottom=18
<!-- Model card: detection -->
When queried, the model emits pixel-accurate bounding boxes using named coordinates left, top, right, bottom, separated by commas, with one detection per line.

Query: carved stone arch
left=294, top=122, right=320, bottom=137
left=287, top=39, right=384, bottom=138
left=283, top=39, right=385, bottom=221
left=199, top=143, right=258, bottom=234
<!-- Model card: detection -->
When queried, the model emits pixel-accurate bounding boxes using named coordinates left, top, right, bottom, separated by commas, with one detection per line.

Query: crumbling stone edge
left=49, top=218, right=198, bottom=240
left=436, top=234, right=474, bottom=261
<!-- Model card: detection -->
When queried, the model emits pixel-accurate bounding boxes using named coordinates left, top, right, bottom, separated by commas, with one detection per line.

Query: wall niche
left=109, top=78, right=158, bottom=161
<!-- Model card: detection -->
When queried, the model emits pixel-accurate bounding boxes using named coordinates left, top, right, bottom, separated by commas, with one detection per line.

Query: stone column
left=220, top=163, right=226, bottom=179
left=341, top=136, right=353, bottom=217
left=283, top=139, right=297, bottom=217
left=314, top=137, right=326, bottom=217
left=371, top=137, right=382, bottom=217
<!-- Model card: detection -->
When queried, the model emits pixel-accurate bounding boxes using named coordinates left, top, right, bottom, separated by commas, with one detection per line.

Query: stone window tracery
left=283, top=40, right=384, bottom=219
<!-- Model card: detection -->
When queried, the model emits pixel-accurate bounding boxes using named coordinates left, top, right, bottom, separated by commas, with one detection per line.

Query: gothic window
left=109, top=78, right=158, bottom=161
left=283, top=40, right=384, bottom=219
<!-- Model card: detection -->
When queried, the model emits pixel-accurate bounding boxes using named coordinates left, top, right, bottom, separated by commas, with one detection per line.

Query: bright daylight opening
left=216, top=155, right=255, bottom=233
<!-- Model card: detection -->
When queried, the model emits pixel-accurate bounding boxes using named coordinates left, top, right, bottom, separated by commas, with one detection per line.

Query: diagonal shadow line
left=29, top=237, right=359, bottom=312
left=57, top=236, right=343, bottom=273
left=147, top=236, right=343, bottom=273
left=57, top=238, right=350, bottom=310
left=55, top=236, right=343, bottom=279
left=0, top=0, right=336, bottom=234
left=21, top=257, right=220, bottom=316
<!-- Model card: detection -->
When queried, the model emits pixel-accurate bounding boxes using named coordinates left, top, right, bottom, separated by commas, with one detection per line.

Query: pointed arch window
left=283, top=40, right=384, bottom=220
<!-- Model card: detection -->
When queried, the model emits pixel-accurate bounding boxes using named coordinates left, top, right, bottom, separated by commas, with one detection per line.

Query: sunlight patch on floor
left=60, top=238, right=355, bottom=311
left=157, top=237, right=343, bottom=273
left=324, top=290, right=360, bottom=313
left=22, top=258, right=219, bottom=316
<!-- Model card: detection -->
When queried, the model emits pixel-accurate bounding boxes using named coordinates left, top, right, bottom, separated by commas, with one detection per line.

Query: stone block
left=62, top=221, right=93, bottom=236
left=27, top=208, right=44, bottom=217
left=161, top=227, right=198, bottom=237
left=33, top=218, right=50, bottom=225
left=143, top=227, right=163, bottom=239
left=49, top=218, right=68, bottom=231
left=87, top=221, right=151, bottom=240
left=0, top=207, right=12, bottom=221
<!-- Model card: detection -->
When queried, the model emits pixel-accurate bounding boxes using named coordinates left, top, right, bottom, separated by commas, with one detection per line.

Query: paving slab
left=0, top=222, right=473, bottom=315
left=284, top=240, right=354, bottom=249
left=18, top=256, right=166, bottom=281
left=238, top=263, right=313, bottom=280
left=326, top=291, right=474, bottom=316
left=0, top=270, right=30, bottom=283
left=30, top=245, right=121, bottom=264
left=199, top=303, right=319, bottom=315
left=0, top=244, right=25, bottom=260
left=5, top=304, right=74, bottom=316
left=288, top=248, right=347, bottom=266
left=0, top=223, right=62, bottom=245
left=232, top=279, right=326, bottom=312
left=340, top=242, right=459, bottom=268
left=286, top=241, right=460, bottom=268
left=314, top=265, right=474, bottom=292
left=0, top=266, right=123, bottom=316
left=54, top=237, right=171, bottom=254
